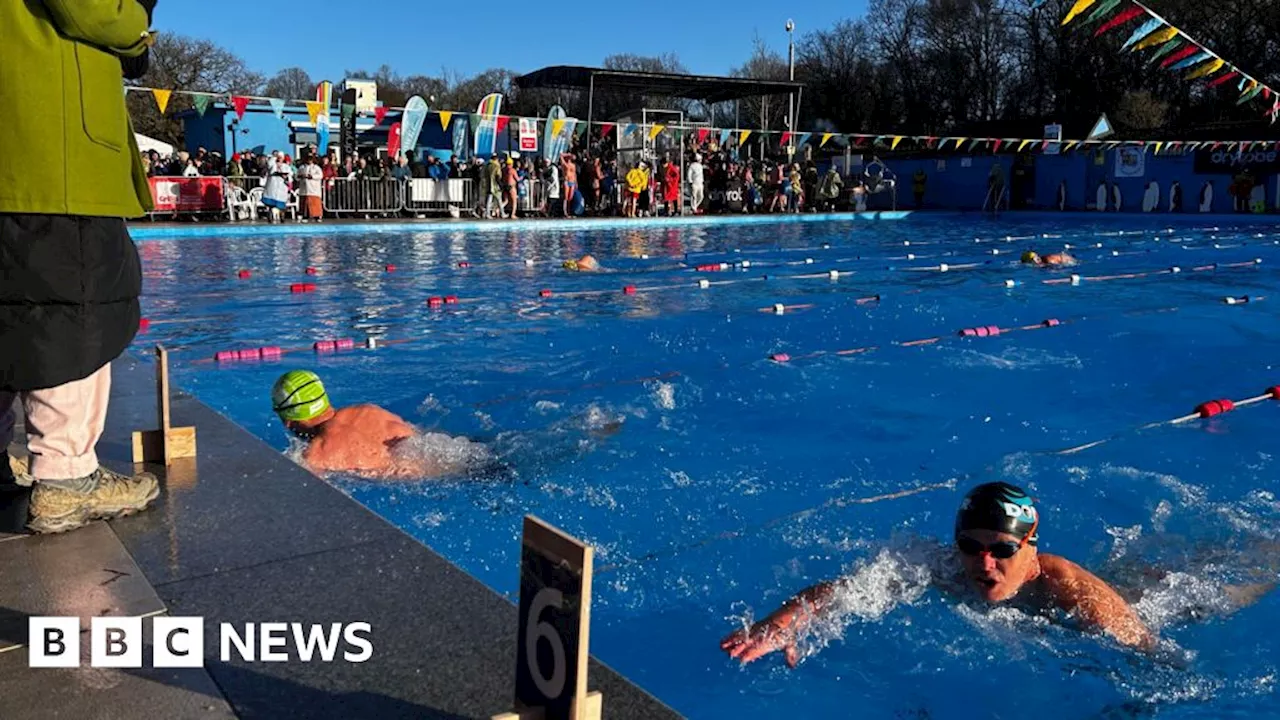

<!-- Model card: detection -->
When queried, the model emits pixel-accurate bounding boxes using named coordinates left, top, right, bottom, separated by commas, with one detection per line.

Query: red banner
left=149, top=176, right=225, bottom=212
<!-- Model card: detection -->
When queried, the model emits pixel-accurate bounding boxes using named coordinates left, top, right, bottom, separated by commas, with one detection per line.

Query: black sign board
left=1194, top=147, right=1280, bottom=175
left=340, top=88, right=358, bottom=159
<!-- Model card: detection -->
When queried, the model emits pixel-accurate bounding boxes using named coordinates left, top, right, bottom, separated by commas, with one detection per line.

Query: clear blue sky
left=154, top=2, right=868, bottom=82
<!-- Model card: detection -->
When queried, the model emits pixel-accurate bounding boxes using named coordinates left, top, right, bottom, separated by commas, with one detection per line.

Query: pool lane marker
left=1053, top=385, right=1280, bottom=456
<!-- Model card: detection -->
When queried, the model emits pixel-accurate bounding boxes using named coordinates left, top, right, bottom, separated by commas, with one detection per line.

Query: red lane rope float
left=1054, top=385, right=1280, bottom=456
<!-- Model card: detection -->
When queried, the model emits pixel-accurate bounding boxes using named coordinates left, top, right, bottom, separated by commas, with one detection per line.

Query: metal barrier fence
left=404, top=178, right=474, bottom=214
left=322, top=177, right=403, bottom=215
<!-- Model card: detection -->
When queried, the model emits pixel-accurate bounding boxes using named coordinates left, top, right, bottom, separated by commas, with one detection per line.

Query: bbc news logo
left=28, top=617, right=373, bottom=668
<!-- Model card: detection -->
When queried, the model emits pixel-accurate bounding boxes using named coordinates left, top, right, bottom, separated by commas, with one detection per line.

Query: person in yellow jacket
left=624, top=161, right=650, bottom=218
left=0, top=0, right=161, bottom=534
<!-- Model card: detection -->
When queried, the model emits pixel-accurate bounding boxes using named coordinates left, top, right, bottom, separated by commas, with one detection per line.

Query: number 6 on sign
left=492, top=516, right=602, bottom=720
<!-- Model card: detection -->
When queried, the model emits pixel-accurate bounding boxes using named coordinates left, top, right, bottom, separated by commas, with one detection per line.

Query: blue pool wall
left=880, top=150, right=1279, bottom=214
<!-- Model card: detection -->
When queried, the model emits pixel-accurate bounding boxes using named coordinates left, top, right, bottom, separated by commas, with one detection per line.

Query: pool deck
left=0, top=355, right=681, bottom=720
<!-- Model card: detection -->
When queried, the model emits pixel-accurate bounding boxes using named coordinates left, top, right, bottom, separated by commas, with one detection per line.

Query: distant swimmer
left=271, top=370, right=497, bottom=480
left=720, top=482, right=1159, bottom=667
left=1021, top=250, right=1077, bottom=267
left=562, top=254, right=603, bottom=272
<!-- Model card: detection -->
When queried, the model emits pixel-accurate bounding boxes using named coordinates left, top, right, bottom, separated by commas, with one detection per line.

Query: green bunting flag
left=192, top=94, right=211, bottom=117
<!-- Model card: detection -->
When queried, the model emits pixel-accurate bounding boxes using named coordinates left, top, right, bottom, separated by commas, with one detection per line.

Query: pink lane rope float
left=1054, top=385, right=1280, bottom=456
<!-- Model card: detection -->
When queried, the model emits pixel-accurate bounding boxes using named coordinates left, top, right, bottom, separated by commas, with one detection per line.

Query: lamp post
left=786, top=19, right=795, bottom=161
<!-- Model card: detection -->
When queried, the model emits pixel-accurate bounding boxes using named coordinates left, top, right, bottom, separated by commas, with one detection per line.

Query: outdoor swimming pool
left=134, top=213, right=1280, bottom=719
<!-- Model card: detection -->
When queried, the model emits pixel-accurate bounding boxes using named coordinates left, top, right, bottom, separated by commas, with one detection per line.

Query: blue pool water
left=136, top=214, right=1280, bottom=718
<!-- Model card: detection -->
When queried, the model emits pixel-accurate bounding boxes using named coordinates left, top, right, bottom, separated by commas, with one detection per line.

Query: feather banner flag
left=1095, top=7, right=1145, bottom=37
left=1185, top=58, right=1225, bottom=80
left=1120, top=18, right=1165, bottom=50
left=1083, top=0, right=1123, bottom=25
left=1168, top=51, right=1212, bottom=71
left=1062, top=0, right=1100, bottom=25
left=1131, top=26, right=1178, bottom=51
left=151, top=89, right=171, bottom=114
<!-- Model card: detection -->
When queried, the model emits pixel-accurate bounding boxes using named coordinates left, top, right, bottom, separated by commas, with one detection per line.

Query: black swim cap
left=955, top=482, right=1039, bottom=545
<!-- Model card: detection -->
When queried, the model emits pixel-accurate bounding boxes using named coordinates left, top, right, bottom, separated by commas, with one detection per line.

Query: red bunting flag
left=993, top=139, right=1004, bottom=152
left=1041, top=139, right=1051, bottom=151
left=1207, top=71, right=1241, bottom=88
left=697, top=128, right=710, bottom=143
left=600, top=123, right=615, bottom=137
left=231, top=95, right=250, bottom=120
left=1161, top=45, right=1200, bottom=68
left=1095, top=6, right=1144, bottom=37
left=495, top=116, right=510, bottom=134
left=1265, top=88, right=1273, bottom=100
left=780, top=131, right=792, bottom=146
left=374, top=104, right=387, bottom=126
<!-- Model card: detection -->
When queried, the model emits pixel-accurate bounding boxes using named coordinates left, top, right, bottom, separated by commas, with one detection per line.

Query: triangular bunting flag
left=600, top=123, right=615, bottom=137
left=966, top=138, right=981, bottom=151
left=797, top=133, right=811, bottom=148
left=1095, top=7, right=1144, bottom=37
left=305, top=101, right=323, bottom=126
left=1169, top=51, right=1212, bottom=71
left=268, top=98, right=285, bottom=119
left=954, top=137, right=967, bottom=149
left=697, top=128, right=710, bottom=143
left=1161, top=45, right=1201, bottom=68
left=574, top=122, right=587, bottom=138
left=891, top=135, right=904, bottom=150
left=1238, top=83, right=1264, bottom=104
left=1153, top=142, right=1163, bottom=154
left=1148, top=38, right=1185, bottom=64
left=1120, top=18, right=1165, bottom=51
left=739, top=130, right=752, bottom=144
left=438, top=110, right=453, bottom=130
left=779, top=131, right=792, bottom=146
left=1041, top=140, right=1051, bottom=151
left=551, top=118, right=565, bottom=137
left=1265, top=87, right=1273, bottom=100
left=151, top=88, right=172, bottom=114
left=1064, top=141, right=1079, bottom=152
left=1088, top=113, right=1114, bottom=140
left=1062, top=0, right=1099, bottom=25
left=623, top=123, right=637, bottom=137
left=231, top=95, right=250, bottom=120
left=993, top=139, right=1003, bottom=152
left=1185, top=58, right=1226, bottom=80
left=495, top=116, right=510, bottom=133
left=649, top=124, right=665, bottom=140
left=1018, top=139, right=1033, bottom=152
left=1131, top=26, right=1178, bottom=52
left=374, top=104, right=387, bottom=125
left=1083, top=0, right=1123, bottom=25
left=719, top=128, right=732, bottom=145
left=193, top=94, right=211, bottom=117
left=820, top=132, right=833, bottom=147
left=1207, top=71, right=1240, bottom=88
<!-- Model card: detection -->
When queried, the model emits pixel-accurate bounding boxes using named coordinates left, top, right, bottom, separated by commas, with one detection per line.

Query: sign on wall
left=1193, top=147, right=1280, bottom=174
left=519, top=118, right=539, bottom=153
left=1114, top=146, right=1146, bottom=178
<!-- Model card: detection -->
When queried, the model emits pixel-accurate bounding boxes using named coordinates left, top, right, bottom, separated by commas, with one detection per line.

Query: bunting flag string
left=121, top=84, right=1278, bottom=156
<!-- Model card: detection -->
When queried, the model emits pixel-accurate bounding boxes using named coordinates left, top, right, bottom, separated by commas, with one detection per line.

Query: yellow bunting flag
left=1063, top=0, right=1099, bottom=25
left=891, top=136, right=903, bottom=150
left=820, top=132, right=833, bottom=147
left=1131, top=26, right=1178, bottom=51
left=305, top=101, right=323, bottom=126
left=740, top=130, right=752, bottom=144
left=649, top=124, right=665, bottom=140
left=439, top=111, right=453, bottom=130
left=551, top=118, right=565, bottom=136
left=1018, top=139, right=1033, bottom=152
left=1153, top=142, right=1164, bottom=154
left=151, top=88, right=172, bottom=114
left=1064, top=141, right=1079, bottom=152
left=1185, top=58, right=1225, bottom=80
left=954, top=137, right=967, bottom=149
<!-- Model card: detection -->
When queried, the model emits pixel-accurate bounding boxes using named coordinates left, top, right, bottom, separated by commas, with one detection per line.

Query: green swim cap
left=272, top=370, right=331, bottom=422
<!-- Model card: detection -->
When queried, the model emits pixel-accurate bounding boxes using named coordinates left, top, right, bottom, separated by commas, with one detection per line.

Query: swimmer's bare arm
left=1037, top=554, right=1157, bottom=650
left=719, top=581, right=837, bottom=667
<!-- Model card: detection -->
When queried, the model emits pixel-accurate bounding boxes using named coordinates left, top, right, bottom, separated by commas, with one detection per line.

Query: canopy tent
left=135, top=132, right=174, bottom=155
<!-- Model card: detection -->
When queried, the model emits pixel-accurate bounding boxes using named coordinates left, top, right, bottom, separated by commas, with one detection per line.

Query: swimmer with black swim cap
left=720, top=481, right=1157, bottom=668
left=1021, top=250, right=1077, bottom=267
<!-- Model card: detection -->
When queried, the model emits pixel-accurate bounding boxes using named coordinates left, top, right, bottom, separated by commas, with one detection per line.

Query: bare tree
left=263, top=67, right=314, bottom=103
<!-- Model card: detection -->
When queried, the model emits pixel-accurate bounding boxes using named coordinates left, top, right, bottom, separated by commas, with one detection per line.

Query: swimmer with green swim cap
left=271, top=370, right=489, bottom=479
left=720, top=481, right=1158, bottom=667
left=1022, top=249, right=1077, bottom=267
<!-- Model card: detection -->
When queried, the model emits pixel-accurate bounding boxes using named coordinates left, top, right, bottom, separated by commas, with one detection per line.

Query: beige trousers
left=0, top=365, right=110, bottom=480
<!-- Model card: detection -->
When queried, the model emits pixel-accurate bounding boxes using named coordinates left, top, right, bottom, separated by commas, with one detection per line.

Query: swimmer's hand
left=719, top=618, right=801, bottom=667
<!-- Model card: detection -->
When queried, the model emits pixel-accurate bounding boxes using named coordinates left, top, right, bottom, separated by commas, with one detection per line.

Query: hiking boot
left=27, top=466, right=160, bottom=534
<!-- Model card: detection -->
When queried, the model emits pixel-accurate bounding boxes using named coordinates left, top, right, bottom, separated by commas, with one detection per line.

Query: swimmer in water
left=720, top=482, right=1158, bottom=667
left=271, top=370, right=494, bottom=479
left=1022, top=250, right=1077, bottom=267
left=562, top=254, right=602, bottom=272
